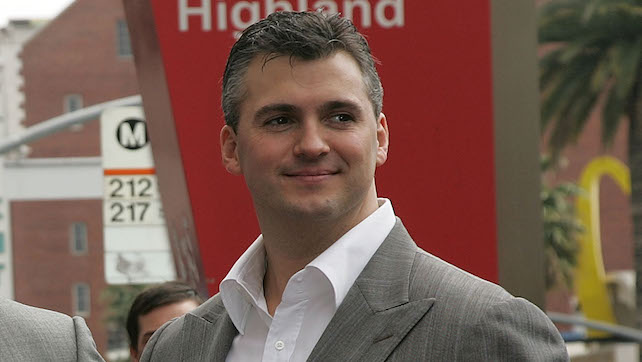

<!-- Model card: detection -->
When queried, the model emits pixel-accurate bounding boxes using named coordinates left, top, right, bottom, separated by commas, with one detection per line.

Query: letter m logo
left=116, top=118, right=148, bottom=150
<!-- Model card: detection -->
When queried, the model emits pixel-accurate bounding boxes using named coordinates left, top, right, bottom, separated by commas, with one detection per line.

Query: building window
left=116, top=19, right=132, bottom=57
left=64, top=94, right=83, bottom=113
left=70, top=222, right=88, bottom=255
left=72, top=283, right=91, bottom=316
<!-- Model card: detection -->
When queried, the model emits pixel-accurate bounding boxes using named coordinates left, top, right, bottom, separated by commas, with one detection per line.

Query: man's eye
left=329, top=114, right=354, bottom=123
left=266, top=117, right=290, bottom=126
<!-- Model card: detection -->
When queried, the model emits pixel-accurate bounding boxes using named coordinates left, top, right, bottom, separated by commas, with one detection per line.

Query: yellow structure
left=575, top=156, right=630, bottom=338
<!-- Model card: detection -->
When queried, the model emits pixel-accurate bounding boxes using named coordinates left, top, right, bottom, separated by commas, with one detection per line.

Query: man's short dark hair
left=126, top=281, right=203, bottom=353
left=222, top=11, right=383, bottom=132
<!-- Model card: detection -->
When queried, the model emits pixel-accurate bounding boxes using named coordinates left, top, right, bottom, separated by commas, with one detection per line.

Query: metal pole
left=548, top=312, right=642, bottom=342
left=0, top=95, right=142, bottom=154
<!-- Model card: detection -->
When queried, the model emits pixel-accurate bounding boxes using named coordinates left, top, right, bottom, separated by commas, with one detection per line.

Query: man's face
left=130, top=299, right=199, bottom=361
left=220, top=51, right=388, bottom=223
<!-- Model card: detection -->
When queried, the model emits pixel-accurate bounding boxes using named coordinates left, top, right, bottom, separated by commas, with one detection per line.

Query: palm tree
left=538, top=0, right=642, bottom=328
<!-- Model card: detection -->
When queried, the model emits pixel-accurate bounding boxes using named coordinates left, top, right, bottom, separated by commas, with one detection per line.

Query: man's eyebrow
left=253, top=104, right=298, bottom=120
left=317, top=100, right=361, bottom=115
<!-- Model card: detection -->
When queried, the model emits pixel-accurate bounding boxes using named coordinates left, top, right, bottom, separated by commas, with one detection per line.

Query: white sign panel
left=101, top=107, right=176, bottom=284
left=104, top=175, right=164, bottom=226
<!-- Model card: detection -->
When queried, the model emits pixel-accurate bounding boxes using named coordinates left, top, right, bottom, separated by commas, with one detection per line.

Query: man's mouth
left=283, top=169, right=340, bottom=181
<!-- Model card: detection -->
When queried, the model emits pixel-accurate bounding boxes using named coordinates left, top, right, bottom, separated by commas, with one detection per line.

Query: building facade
left=6, top=0, right=139, bottom=355
left=0, top=19, right=44, bottom=299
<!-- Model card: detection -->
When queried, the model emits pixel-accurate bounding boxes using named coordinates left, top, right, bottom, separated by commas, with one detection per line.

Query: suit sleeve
left=72, top=316, right=105, bottom=362
left=140, top=319, right=168, bottom=361
left=459, top=297, right=569, bottom=361
left=140, top=317, right=183, bottom=362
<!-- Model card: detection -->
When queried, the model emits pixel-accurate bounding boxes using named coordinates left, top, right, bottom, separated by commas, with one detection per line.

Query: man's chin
left=281, top=198, right=339, bottom=219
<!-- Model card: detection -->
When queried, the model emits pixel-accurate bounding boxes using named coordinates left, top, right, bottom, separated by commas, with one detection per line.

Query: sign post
left=101, top=106, right=175, bottom=284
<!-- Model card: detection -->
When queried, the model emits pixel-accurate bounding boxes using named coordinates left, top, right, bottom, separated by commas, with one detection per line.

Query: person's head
left=126, top=282, right=202, bottom=361
left=220, top=11, right=389, bottom=225
left=222, top=10, right=383, bottom=133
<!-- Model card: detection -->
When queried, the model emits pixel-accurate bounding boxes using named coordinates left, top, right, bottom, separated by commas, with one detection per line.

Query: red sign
left=125, top=0, right=497, bottom=296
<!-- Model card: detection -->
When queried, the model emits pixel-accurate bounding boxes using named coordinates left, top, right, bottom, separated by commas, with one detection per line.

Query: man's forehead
left=239, top=52, right=369, bottom=110
left=246, top=50, right=361, bottom=73
left=242, top=51, right=365, bottom=91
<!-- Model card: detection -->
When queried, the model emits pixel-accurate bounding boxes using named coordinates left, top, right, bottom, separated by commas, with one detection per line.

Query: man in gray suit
left=142, top=11, right=568, bottom=361
left=0, top=298, right=105, bottom=361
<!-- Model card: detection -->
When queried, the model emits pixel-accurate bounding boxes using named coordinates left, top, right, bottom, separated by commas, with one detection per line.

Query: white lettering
left=176, top=0, right=406, bottom=33
left=375, top=0, right=404, bottom=28
left=312, top=0, right=338, bottom=13
left=266, top=0, right=294, bottom=15
left=178, top=0, right=212, bottom=31
left=217, top=1, right=227, bottom=30
left=119, top=123, right=147, bottom=148
left=231, top=2, right=261, bottom=30
left=344, top=0, right=371, bottom=28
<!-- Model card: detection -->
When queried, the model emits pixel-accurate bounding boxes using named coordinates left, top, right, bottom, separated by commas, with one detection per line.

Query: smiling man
left=141, top=11, right=568, bottom=361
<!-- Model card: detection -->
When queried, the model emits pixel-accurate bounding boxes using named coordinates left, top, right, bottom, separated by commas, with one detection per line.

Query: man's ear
left=376, top=113, right=389, bottom=167
left=220, top=125, right=242, bottom=175
left=130, top=346, right=139, bottom=362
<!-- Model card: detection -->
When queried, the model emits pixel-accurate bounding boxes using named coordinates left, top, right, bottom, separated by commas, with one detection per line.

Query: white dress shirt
left=220, top=199, right=396, bottom=362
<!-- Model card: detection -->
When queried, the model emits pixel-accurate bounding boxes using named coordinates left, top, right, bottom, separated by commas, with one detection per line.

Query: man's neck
left=257, top=196, right=380, bottom=315
left=260, top=216, right=350, bottom=315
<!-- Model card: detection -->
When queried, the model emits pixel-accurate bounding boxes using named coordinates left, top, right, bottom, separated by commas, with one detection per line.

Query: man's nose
left=293, top=121, right=330, bottom=158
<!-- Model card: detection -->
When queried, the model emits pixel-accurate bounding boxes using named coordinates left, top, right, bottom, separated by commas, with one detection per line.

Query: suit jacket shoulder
left=141, top=294, right=238, bottom=362
left=308, top=218, right=569, bottom=361
left=0, top=298, right=104, bottom=362
left=408, top=246, right=568, bottom=360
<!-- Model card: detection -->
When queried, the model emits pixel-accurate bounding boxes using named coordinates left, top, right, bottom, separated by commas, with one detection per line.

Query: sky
left=0, top=0, right=75, bottom=28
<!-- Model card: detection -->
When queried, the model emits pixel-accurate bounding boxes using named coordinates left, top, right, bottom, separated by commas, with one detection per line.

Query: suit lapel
left=307, top=288, right=434, bottom=362
left=308, top=219, right=435, bottom=362
left=179, top=295, right=238, bottom=362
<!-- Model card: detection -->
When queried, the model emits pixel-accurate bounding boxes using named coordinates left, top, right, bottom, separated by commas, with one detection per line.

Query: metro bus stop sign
left=101, top=106, right=176, bottom=284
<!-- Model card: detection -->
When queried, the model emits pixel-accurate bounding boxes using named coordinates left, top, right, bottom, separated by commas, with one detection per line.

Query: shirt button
left=275, top=340, right=285, bottom=350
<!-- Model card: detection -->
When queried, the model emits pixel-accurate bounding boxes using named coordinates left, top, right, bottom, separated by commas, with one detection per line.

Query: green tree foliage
left=541, top=159, right=584, bottom=290
left=101, top=284, right=148, bottom=329
left=101, top=284, right=149, bottom=360
left=539, top=0, right=642, bottom=158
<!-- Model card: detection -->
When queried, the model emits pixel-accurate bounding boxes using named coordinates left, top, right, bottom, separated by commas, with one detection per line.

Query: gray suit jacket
left=142, top=219, right=568, bottom=361
left=0, top=298, right=105, bottom=362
